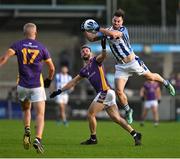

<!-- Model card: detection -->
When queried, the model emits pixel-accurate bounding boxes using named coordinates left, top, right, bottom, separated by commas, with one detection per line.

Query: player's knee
left=116, top=89, right=124, bottom=96
left=116, top=90, right=126, bottom=101
left=87, top=111, right=95, bottom=119
left=21, top=99, right=31, bottom=111
left=22, top=105, right=29, bottom=111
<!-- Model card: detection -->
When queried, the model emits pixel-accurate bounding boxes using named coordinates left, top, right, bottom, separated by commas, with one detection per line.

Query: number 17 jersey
left=10, top=38, right=51, bottom=88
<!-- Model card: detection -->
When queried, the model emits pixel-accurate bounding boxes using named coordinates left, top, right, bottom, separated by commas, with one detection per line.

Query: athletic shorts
left=17, top=85, right=46, bottom=102
left=144, top=100, right=158, bottom=108
left=115, top=57, right=149, bottom=80
left=55, top=93, right=69, bottom=104
left=93, top=89, right=117, bottom=108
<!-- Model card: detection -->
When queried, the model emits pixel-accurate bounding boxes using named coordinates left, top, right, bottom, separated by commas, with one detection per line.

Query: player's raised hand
left=50, top=89, right=62, bottom=98
left=80, top=21, right=85, bottom=32
left=85, top=20, right=100, bottom=31
left=101, top=36, right=106, bottom=50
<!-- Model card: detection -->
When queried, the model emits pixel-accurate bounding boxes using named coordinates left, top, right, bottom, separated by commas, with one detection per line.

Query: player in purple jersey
left=81, top=8, right=175, bottom=124
left=0, top=23, right=55, bottom=153
left=50, top=38, right=142, bottom=146
left=140, top=81, right=161, bottom=126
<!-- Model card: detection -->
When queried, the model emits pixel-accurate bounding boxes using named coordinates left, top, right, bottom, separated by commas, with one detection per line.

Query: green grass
left=0, top=119, right=180, bottom=158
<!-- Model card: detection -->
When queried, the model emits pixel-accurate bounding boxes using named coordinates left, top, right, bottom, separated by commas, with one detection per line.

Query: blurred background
left=0, top=0, right=180, bottom=122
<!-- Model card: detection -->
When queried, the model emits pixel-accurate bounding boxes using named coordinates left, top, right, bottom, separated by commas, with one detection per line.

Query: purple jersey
left=144, top=82, right=159, bottom=100
left=79, top=57, right=110, bottom=93
left=10, top=39, right=51, bottom=88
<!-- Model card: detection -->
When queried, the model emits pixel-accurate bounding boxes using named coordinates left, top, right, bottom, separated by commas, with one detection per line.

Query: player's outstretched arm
left=62, top=75, right=82, bottom=92
left=50, top=75, right=83, bottom=98
left=96, top=37, right=107, bottom=63
left=81, top=20, right=101, bottom=42
left=99, top=28, right=123, bottom=39
left=0, top=49, right=15, bottom=67
left=83, top=31, right=101, bottom=42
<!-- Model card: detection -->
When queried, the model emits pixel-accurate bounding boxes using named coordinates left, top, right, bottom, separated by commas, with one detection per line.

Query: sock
left=24, top=126, right=30, bottom=136
left=123, top=104, right=130, bottom=112
left=130, top=130, right=137, bottom=138
left=25, top=126, right=30, bottom=130
left=91, top=134, right=97, bottom=140
left=63, top=120, right=67, bottom=124
left=154, top=120, right=159, bottom=124
left=163, top=80, right=168, bottom=86
left=36, top=137, right=41, bottom=142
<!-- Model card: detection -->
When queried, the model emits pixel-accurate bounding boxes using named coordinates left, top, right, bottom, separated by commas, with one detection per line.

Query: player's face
left=61, top=66, right=68, bottom=74
left=112, top=16, right=123, bottom=30
left=81, top=48, right=91, bottom=61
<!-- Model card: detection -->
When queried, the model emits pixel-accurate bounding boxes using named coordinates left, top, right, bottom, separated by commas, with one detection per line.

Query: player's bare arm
left=156, top=87, right=161, bottom=100
left=0, top=48, right=15, bottom=67
left=45, top=59, right=55, bottom=80
left=83, top=31, right=101, bottom=42
left=96, top=49, right=107, bottom=64
left=99, top=28, right=122, bottom=39
left=61, top=75, right=83, bottom=92
left=140, top=87, right=145, bottom=98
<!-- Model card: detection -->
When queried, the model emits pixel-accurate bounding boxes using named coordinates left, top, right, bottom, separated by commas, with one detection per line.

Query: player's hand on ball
left=50, top=89, right=62, bottom=98
left=80, top=21, right=85, bottom=32
left=44, top=78, right=52, bottom=88
left=84, top=19, right=100, bottom=32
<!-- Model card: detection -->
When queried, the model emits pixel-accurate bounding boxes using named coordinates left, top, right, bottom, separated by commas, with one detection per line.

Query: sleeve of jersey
left=97, top=32, right=104, bottom=39
left=9, top=42, right=17, bottom=55
left=43, top=47, right=51, bottom=61
left=79, top=68, right=86, bottom=78
left=94, top=56, right=102, bottom=66
left=121, top=27, right=129, bottom=36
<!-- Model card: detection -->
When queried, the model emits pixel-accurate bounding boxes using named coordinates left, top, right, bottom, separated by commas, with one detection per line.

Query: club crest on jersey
left=120, top=26, right=125, bottom=32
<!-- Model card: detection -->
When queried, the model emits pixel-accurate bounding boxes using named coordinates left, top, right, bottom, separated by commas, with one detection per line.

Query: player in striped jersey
left=54, top=65, right=72, bottom=126
left=81, top=8, right=175, bottom=124
left=50, top=38, right=142, bottom=146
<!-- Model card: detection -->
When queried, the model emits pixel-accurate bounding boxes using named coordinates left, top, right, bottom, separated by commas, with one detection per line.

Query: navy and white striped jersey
left=98, top=26, right=133, bottom=62
left=55, top=73, right=72, bottom=92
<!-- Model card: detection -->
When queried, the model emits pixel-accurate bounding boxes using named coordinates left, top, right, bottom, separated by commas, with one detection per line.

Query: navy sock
left=36, top=137, right=41, bottom=142
left=91, top=134, right=97, bottom=140
left=123, top=104, right=130, bottom=112
left=130, top=130, right=137, bottom=138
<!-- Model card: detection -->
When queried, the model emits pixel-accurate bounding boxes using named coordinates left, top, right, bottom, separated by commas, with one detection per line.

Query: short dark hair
left=113, top=8, right=125, bottom=19
left=81, top=45, right=91, bottom=51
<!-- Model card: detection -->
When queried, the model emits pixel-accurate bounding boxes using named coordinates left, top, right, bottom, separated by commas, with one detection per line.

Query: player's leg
left=33, top=100, right=45, bottom=153
left=106, top=105, right=142, bottom=146
left=115, top=78, right=133, bottom=124
left=17, top=86, right=32, bottom=150
left=143, top=72, right=175, bottom=96
left=59, top=102, right=67, bottom=125
left=81, top=101, right=104, bottom=145
left=151, top=103, right=159, bottom=126
left=21, top=99, right=31, bottom=150
left=140, top=104, right=148, bottom=126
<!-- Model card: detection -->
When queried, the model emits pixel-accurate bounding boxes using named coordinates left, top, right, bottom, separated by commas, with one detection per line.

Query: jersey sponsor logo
left=97, top=91, right=107, bottom=103
left=87, top=71, right=96, bottom=80
left=120, top=26, right=125, bottom=32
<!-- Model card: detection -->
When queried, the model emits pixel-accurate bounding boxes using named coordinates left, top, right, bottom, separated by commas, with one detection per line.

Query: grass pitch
left=0, top=119, right=180, bottom=158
